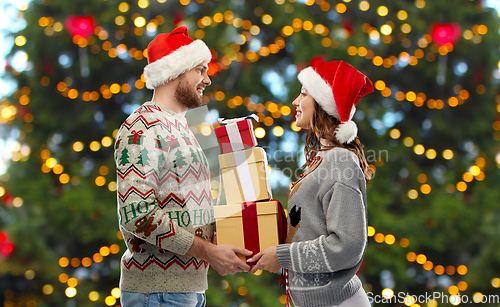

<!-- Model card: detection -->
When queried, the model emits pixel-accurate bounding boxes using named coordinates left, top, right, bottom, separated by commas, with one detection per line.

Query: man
left=114, top=27, right=252, bottom=307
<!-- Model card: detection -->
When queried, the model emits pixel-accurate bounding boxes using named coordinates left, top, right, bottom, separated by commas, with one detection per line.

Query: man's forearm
left=184, top=236, right=214, bottom=260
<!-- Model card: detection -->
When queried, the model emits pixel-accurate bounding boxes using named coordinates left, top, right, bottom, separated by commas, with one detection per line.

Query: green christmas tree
left=0, top=0, right=499, bottom=306
left=119, top=148, right=130, bottom=165
left=173, top=149, right=187, bottom=169
left=137, top=148, right=151, bottom=166
left=190, top=147, right=200, bottom=164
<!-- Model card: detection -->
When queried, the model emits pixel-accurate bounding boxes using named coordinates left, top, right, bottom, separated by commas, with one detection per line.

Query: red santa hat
left=297, top=60, right=373, bottom=144
left=144, top=26, right=212, bottom=90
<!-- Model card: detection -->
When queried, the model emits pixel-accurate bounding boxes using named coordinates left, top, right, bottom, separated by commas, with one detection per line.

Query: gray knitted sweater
left=276, top=147, right=368, bottom=307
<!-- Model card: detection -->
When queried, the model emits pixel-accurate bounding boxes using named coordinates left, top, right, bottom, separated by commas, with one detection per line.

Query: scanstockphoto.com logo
left=367, top=291, right=500, bottom=305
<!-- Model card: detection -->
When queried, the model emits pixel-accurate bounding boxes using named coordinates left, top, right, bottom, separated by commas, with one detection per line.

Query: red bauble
left=2, top=192, right=12, bottom=206
left=65, top=15, right=96, bottom=38
left=309, top=55, right=326, bottom=68
left=430, top=23, right=461, bottom=46
left=0, top=242, right=14, bottom=258
left=207, top=62, right=221, bottom=77
left=342, top=19, right=353, bottom=37
left=0, top=232, right=13, bottom=258
left=173, top=12, right=184, bottom=27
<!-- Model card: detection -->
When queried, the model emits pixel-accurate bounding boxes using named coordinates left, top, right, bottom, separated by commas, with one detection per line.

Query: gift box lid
left=214, top=119, right=253, bottom=138
left=218, top=147, right=267, bottom=169
left=214, top=201, right=278, bottom=219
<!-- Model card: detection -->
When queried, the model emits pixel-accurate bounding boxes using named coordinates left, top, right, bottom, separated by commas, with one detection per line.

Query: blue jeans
left=120, top=291, right=206, bottom=307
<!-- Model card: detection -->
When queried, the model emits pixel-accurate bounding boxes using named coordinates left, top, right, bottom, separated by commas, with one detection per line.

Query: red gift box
left=214, top=119, right=258, bottom=154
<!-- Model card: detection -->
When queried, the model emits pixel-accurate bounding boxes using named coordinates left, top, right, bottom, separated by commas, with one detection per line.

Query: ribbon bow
left=217, top=114, right=259, bottom=125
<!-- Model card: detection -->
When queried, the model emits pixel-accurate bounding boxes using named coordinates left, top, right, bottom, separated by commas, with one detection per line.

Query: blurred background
left=1, top=0, right=500, bottom=306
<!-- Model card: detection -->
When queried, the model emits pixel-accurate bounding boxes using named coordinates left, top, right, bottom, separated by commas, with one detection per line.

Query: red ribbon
left=241, top=203, right=260, bottom=262
left=275, top=199, right=287, bottom=244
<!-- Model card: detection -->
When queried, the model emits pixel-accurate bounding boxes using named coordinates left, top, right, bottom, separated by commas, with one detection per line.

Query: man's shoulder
left=124, top=102, right=164, bottom=121
left=121, top=102, right=189, bottom=133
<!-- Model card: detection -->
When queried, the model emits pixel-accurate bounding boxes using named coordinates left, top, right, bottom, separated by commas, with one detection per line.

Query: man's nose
left=203, top=74, right=211, bottom=86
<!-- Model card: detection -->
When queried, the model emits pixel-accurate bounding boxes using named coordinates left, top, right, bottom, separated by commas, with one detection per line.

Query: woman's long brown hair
left=303, top=101, right=372, bottom=183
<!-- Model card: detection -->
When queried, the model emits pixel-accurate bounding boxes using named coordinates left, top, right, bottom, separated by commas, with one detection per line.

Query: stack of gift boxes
left=214, top=116, right=286, bottom=262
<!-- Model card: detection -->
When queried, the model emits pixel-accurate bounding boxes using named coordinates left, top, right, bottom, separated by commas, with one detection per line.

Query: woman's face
left=292, top=87, right=315, bottom=130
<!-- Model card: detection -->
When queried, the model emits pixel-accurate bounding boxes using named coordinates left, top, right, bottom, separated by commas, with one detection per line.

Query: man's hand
left=186, top=236, right=252, bottom=276
left=248, top=246, right=281, bottom=274
left=206, top=244, right=253, bottom=275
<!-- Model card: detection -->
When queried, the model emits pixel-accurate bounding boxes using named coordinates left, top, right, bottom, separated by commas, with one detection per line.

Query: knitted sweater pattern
left=276, top=148, right=368, bottom=307
left=114, top=102, right=214, bottom=293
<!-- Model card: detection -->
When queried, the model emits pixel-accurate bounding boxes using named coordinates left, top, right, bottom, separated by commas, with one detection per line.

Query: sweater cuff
left=276, top=244, right=292, bottom=269
left=161, top=228, right=195, bottom=256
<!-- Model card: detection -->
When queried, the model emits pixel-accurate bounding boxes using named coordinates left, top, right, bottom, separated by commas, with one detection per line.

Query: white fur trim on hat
left=144, top=40, right=211, bottom=90
left=335, top=120, right=358, bottom=144
left=297, top=67, right=339, bottom=119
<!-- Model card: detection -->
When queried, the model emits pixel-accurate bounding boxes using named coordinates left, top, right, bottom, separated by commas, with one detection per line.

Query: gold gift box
left=214, top=200, right=280, bottom=262
left=218, top=147, right=272, bottom=205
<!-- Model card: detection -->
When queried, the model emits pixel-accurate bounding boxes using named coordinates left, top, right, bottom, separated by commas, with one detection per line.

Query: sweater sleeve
left=276, top=182, right=367, bottom=273
left=114, top=123, right=194, bottom=256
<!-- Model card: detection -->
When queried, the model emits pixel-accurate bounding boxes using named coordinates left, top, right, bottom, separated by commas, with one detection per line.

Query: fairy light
left=89, top=141, right=101, bottom=151
left=59, top=174, right=70, bottom=184
left=389, top=129, right=401, bottom=139
left=65, top=287, right=77, bottom=298
left=272, top=126, right=284, bottom=137
left=18, top=6, right=497, bottom=299
left=89, top=291, right=99, bottom=301
left=458, top=281, right=468, bottom=291
left=443, top=149, right=454, bottom=159
left=105, top=296, right=116, bottom=306
left=43, top=284, right=54, bottom=295
left=408, top=189, right=418, bottom=199
left=254, top=127, right=266, bottom=138
left=413, top=144, right=425, bottom=155
left=359, top=1, right=369, bottom=11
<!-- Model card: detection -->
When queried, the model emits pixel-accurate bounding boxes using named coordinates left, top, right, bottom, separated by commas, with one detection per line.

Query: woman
left=248, top=60, right=373, bottom=307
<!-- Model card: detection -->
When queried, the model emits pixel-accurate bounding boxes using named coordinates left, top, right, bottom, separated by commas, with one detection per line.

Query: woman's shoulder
left=315, top=147, right=365, bottom=189
left=320, top=147, right=360, bottom=168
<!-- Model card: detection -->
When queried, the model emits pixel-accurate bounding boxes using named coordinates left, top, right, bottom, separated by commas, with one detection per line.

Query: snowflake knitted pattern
left=114, top=101, right=214, bottom=293
left=276, top=148, right=368, bottom=307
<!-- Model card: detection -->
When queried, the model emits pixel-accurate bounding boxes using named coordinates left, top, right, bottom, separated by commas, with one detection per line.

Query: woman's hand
left=248, top=246, right=281, bottom=274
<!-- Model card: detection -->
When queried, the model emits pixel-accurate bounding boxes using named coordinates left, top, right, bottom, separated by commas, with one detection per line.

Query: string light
left=34, top=3, right=490, bottom=111
left=14, top=2, right=498, bottom=302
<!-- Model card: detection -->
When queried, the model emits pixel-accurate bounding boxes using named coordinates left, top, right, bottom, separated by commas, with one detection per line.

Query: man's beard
left=174, top=77, right=203, bottom=109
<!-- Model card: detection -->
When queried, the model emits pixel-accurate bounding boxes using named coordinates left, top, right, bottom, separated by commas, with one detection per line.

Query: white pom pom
left=335, top=121, right=358, bottom=144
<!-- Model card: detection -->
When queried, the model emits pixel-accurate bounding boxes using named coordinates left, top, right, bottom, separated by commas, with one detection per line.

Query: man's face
left=175, top=61, right=211, bottom=110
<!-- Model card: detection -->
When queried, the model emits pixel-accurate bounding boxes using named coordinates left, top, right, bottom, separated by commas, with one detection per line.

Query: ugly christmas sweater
left=276, top=147, right=368, bottom=307
left=114, top=101, right=214, bottom=294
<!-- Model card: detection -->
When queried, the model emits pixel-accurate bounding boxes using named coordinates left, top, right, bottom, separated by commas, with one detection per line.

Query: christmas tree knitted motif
left=119, top=148, right=130, bottom=165
left=173, top=149, right=188, bottom=169
left=114, top=101, right=213, bottom=294
left=189, top=147, right=199, bottom=164
left=137, top=149, right=151, bottom=166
